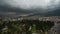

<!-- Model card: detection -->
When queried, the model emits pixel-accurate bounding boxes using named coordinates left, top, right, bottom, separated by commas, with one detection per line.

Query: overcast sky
left=0, top=0, right=60, bottom=15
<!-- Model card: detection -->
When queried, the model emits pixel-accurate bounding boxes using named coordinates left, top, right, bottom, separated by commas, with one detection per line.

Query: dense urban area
left=0, top=16, right=60, bottom=34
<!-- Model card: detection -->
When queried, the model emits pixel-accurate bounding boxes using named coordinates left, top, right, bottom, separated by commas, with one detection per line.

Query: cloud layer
left=0, top=0, right=60, bottom=15
left=2, top=0, right=59, bottom=9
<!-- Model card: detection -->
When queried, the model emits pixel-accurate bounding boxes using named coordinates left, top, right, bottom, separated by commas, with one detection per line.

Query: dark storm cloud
left=0, top=0, right=60, bottom=15
left=0, top=5, right=32, bottom=15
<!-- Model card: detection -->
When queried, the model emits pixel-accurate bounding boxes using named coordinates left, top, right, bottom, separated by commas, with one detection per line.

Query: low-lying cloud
left=0, top=0, right=60, bottom=14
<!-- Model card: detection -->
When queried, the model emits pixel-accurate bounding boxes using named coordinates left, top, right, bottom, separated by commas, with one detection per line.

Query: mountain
left=31, top=8, right=60, bottom=16
left=46, top=8, right=60, bottom=16
left=0, top=5, right=60, bottom=16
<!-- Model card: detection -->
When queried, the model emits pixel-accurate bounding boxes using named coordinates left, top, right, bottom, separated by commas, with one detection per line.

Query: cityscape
left=0, top=15, right=60, bottom=34
left=0, top=0, right=60, bottom=34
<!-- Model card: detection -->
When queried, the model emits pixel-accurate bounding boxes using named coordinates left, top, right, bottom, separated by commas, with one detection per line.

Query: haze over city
left=0, top=0, right=60, bottom=34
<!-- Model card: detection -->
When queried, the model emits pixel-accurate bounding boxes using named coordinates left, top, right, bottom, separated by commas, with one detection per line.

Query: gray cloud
left=0, top=0, right=60, bottom=15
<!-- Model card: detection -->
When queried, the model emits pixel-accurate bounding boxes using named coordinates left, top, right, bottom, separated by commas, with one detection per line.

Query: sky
left=0, top=0, right=60, bottom=16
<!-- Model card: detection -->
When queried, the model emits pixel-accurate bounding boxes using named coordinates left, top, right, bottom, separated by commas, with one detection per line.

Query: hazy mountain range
left=0, top=5, right=60, bottom=16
